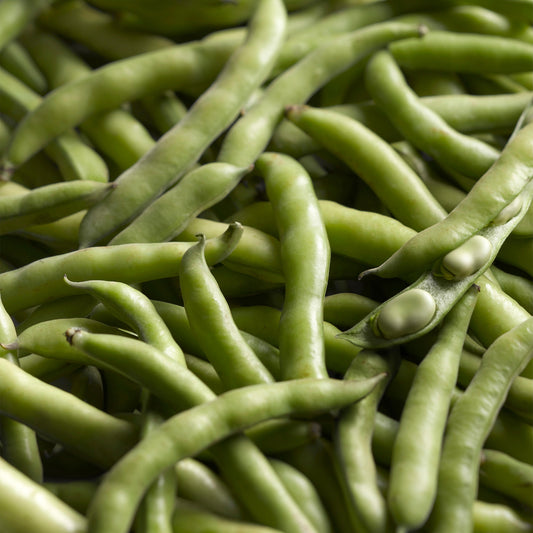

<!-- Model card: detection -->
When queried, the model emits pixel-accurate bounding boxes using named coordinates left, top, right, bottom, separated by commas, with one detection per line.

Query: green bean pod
left=77, top=0, right=286, bottom=247
left=285, top=104, right=447, bottom=231
left=387, top=287, right=479, bottom=531
left=336, top=350, right=398, bottom=533
left=179, top=235, right=274, bottom=389
left=390, top=31, right=533, bottom=73
left=64, top=278, right=185, bottom=364
left=110, top=163, right=251, bottom=245
left=0, top=180, right=111, bottom=235
left=362, top=122, right=533, bottom=280
left=0, top=222, right=242, bottom=313
left=429, top=317, right=533, bottom=532
left=86, top=375, right=384, bottom=533
left=365, top=50, right=500, bottom=181
left=0, top=456, right=86, bottom=533
left=0, top=294, right=42, bottom=483
left=256, top=152, right=329, bottom=379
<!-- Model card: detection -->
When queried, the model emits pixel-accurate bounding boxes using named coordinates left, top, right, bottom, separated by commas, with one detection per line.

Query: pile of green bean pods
left=0, top=0, right=533, bottom=531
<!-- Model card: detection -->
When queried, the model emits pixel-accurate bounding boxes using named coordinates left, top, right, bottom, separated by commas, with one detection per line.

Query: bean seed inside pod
left=491, top=196, right=523, bottom=226
left=373, top=288, right=436, bottom=339
left=440, top=235, right=492, bottom=281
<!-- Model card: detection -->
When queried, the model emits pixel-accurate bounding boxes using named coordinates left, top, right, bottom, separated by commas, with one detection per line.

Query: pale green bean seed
left=372, top=288, right=436, bottom=339
left=439, top=235, right=492, bottom=280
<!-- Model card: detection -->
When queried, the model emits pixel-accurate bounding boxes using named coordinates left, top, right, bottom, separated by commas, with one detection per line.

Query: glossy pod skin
left=110, top=163, right=251, bottom=245
left=0, top=295, right=42, bottom=483
left=179, top=235, right=275, bottom=389
left=387, top=287, right=479, bottom=531
left=256, top=152, right=330, bottom=380
left=389, top=31, right=533, bottom=73
left=0, top=223, right=242, bottom=313
left=364, top=121, right=533, bottom=280
left=285, top=104, right=447, bottom=232
left=0, top=456, right=86, bottom=533
left=78, top=0, right=287, bottom=247
left=364, top=49, right=500, bottom=181
left=429, top=317, right=533, bottom=532
left=83, top=374, right=385, bottom=533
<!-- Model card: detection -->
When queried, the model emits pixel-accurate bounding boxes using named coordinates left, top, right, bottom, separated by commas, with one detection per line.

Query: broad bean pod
left=217, top=21, right=422, bottom=168
left=0, top=0, right=51, bottom=51
left=84, top=375, right=385, bottom=533
left=171, top=499, right=283, bottom=533
left=364, top=49, right=500, bottom=181
left=256, top=152, right=330, bottom=379
left=429, top=317, right=533, bottom=532
left=64, top=278, right=185, bottom=364
left=285, top=104, right=447, bottom=231
left=0, top=180, right=111, bottom=235
left=0, top=294, right=42, bottom=482
left=387, top=287, right=478, bottom=531
left=0, top=222, right=242, bottom=313
left=110, top=163, right=251, bottom=245
left=0, top=40, right=47, bottom=93
left=336, top=350, right=398, bottom=533
left=341, top=182, right=531, bottom=348
left=0, top=356, right=138, bottom=468
left=363, top=121, right=533, bottom=280
left=269, top=459, right=332, bottom=533
left=78, top=0, right=286, bottom=246
left=20, top=27, right=157, bottom=171
left=0, top=65, right=109, bottom=183
left=3, top=35, right=238, bottom=168
left=390, top=30, right=533, bottom=73
left=180, top=235, right=275, bottom=388
left=479, top=449, right=533, bottom=507
left=66, top=325, right=319, bottom=531
left=174, top=458, right=245, bottom=520
left=0, top=456, right=86, bottom=533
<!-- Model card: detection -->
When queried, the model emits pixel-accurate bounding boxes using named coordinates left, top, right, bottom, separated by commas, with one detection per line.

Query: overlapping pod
left=84, top=375, right=385, bottom=533
left=360, top=121, right=533, bottom=280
